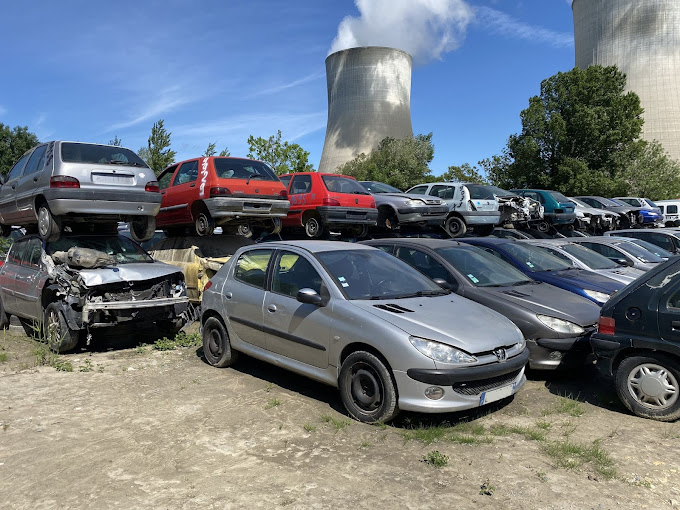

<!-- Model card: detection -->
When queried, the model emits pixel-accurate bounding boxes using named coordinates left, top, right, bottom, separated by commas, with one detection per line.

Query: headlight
left=409, top=336, right=477, bottom=363
left=404, top=199, right=424, bottom=207
left=537, top=315, right=585, bottom=334
left=516, top=336, right=526, bottom=350
left=583, top=289, right=611, bottom=304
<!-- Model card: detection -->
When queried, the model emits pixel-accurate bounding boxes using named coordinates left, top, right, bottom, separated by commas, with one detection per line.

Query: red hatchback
left=156, top=157, right=290, bottom=236
left=279, top=172, right=378, bottom=238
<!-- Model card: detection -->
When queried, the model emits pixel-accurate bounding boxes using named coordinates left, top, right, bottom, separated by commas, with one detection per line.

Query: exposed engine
left=497, top=195, right=544, bottom=227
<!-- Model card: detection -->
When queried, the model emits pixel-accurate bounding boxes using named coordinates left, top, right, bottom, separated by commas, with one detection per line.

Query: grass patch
left=541, top=438, right=616, bottom=479
left=264, top=398, right=281, bottom=410
left=535, top=420, right=552, bottom=430
left=153, top=331, right=201, bottom=351
left=543, top=397, right=585, bottom=417
left=303, top=424, right=316, bottom=433
left=0, top=352, right=8, bottom=363
left=422, top=450, right=449, bottom=468
left=489, top=424, right=546, bottom=442
left=402, top=421, right=492, bottom=446
left=79, top=359, right=93, bottom=372
left=479, top=479, right=495, bottom=496
left=320, top=414, right=351, bottom=433
left=359, top=440, right=371, bottom=449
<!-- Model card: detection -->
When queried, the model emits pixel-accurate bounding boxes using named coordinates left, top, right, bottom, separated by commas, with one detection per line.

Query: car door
left=14, top=144, right=48, bottom=223
left=161, top=161, right=197, bottom=225
left=428, top=184, right=457, bottom=210
left=262, top=249, right=331, bottom=368
left=656, top=282, right=680, bottom=345
left=223, top=248, right=274, bottom=349
left=13, top=237, right=45, bottom=319
left=286, top=174, right=313, bottom=225
left=579, top=242, right=633, bottom=266
left=0, top=152, right=32, bottom=223
left=0, top=239, right=27, bottom=313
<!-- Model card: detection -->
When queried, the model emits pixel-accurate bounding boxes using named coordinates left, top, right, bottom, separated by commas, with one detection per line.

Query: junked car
left=201, top=241, right=529, bottom=423
left=568, top=236, right=667, bottom=272
left=613, top=197, right=664, bottom=226
left=574, top=196, right=642, bottom=229
left=362, top=238, right=600, bottom=370
left=359, top=181, right=448, bottom=230
left=568, top=197, right=618, bottom=233
left=509, top=189, right=576, bottom=232
left=0, top=234, right=189, bottom=352
left=605, top=228, right=680, bottom=256
left=0, top=141, right=161, bottom=243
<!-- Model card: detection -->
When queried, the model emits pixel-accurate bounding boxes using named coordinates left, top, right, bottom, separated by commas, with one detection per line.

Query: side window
left=7, top=153, right=31, bottom=181
left=430, top=185, right=455, bottom=200
left=544, top=247, right=574, bottom=266
left=7, top=240, right=27, bottom=266
left=581, top=198, right=598, bottom=208
left=279, top=175, right=292, bottom=189
left=370, top=245, right=394, bottom=255
left=647, top=233, right=674, bottom=252
left=408, top=186, right=428, bottom=195
left=394, top=247, right=450, bottom=282
left=158, top=165, right=178, bottom=190
left=233, top=249, right=273, bottom=288
left=667, top=287, right=680, bottom=309
left=21, top=238, right=42, bottom=268
left=23, top=145, right=47, bottom=177
left=659, top=205, right=666, bottom=214
left=173, top=160, right=198, bottom=186
left=290, top=175, right=312, bottom=194
left=271, top=251, right=323, bottom=297
left=668, top=205, right=678, bottom=214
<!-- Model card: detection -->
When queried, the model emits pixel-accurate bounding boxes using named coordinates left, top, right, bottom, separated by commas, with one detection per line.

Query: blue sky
left=0, top=0, right=575, bottom=177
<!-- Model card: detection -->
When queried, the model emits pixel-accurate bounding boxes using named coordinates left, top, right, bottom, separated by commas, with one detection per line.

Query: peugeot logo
left=493, top=348, right=507, bottom=362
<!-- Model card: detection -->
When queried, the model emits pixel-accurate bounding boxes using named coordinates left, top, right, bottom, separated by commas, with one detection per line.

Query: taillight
left=279, top=189, right=288, bottom=200
left=597, top=316, right=615, bottom=336
left=145, top=181, right=160, bottom=193
left=204, top=281, right=213, bottom=291
left=369, top=199, right=376, bottom=209
left=323, top=198, right=341, bottom=206
left=49, top=176, right=80, bottom=188
left=210, top=187, right=232, bottom=197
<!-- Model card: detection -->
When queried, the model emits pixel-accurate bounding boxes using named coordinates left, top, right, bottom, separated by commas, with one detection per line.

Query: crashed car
left=0, top=234, right=189, bottom=352
left=574, top=196, right=642, bottom=229
left=469, top=185, right=544, bottom=229
left=567, top=197, right=618, bottom=233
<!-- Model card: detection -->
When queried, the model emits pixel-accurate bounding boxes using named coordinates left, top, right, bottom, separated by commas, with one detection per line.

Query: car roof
left=247, top=240, right=378, bottom=254
left=460, top=237, right=516, bottom=246
left=363, top=238, right=465, bottom=250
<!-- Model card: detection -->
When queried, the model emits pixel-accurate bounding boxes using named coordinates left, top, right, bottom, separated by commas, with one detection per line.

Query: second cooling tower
left=573, top=0, right=680, bottom=161
left=318, top=47, right=414, bottom=173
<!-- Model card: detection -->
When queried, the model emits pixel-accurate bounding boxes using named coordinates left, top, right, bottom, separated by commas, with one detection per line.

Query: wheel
left=472, top=224, right=495, bottom=236
left=237, top=224, right=253, bottom=238
left=37, top=203, right=61, bottom=242
left=194, top=210, right=215, bottom=236
left=269, top=218, right=282, bottom=235
left=44, top=302, right=80, bottom=353
left=536, top=220, right=550, bottom=233
left=303, top=215, right=323, bottom=238
left=202, top=316, right=239, bottom=368
left=615, top=354, right=680, bottom=421
left=444, top=216, right=467, bottom=238
left=129, top=216, right=156, bottom=242
left=0, top=295, right=9, bottom=330
left=345, top=224, right=369, bottom=238
left=339, top=351, right=399, bottom=423
left=378, top=207, right=399, bottom=230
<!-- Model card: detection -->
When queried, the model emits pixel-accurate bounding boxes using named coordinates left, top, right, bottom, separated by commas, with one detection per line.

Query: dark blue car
left=460, top=237, right=624, bottom=305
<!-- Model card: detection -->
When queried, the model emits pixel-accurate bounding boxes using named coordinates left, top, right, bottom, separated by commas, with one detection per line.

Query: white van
left=653, top=200, right=680, bottom=227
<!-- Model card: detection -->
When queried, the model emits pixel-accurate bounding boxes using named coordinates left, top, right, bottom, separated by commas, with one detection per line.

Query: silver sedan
left=201, top=241, right=529, bottom=423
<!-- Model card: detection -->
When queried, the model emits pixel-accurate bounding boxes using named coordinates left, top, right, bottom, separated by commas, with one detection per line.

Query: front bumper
left=527, top=330, right=594, bottom=370
left=396, top=206, right=449, bottom=225
left=43, top=189, right=161, bottom=217
left=461, top=211, right=501, bottom=226
left=545, top=212, right=577, bottom=226
left=317, top=206, right=378, bottom=226
left=204, top=196, right=290, bottom=220
left=82, top=296, right=189, bottom=326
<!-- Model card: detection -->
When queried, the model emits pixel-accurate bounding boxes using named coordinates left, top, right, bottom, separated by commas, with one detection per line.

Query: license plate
left=668, top=216, right=678, bottom=220
left=479, top=382, right=516, bottom=406
left=92, top=173, right=134, bottom=185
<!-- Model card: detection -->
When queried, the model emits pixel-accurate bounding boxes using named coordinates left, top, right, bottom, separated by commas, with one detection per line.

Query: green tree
left=137, top=146, right=151, bottom=166
left=108, top=135, right=122, bottom=146
left=218, top=147, right=230, bottom=157
left=339, top=133, right=435, bottom=190
left=146, top=119, right=176, bottom=176
left=203, top=142, right=217, bottom=157
left=0, top=124, right=40, bottom=178
left=247, top=130, right=313, bottom=174
left=439, top=163, right=488, bottom=184
left=497, top=65, right=647, bottom=196
left=618, top=141, right=680, bottom=200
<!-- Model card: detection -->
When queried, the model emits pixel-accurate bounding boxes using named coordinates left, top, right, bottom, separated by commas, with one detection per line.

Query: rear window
left=321, top=176, right=370, bottom=195
left=61, top=143, right=147, bottom=167
left=549, top=191, right=571, bottom=203
left=213, top=158, right=278, bottom=181
left=466, top=185, right=512, bottom=200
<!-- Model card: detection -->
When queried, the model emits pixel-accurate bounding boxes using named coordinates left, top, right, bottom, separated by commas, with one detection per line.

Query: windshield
left=466, top=184, right=514, bottom=200
left=568, top=197, right=589, bottom=208
left=613, top=240, right=665, bottom=263
left=561, top=243, right=617, bottom=269
left=322, top=176, right=370, bottom=194
left=360, top=181, right=402, bottom=193
left=643, top=198, right=658, bottom=208
left=624, top=238, right=673, bottom=259
left=435, top=246, right=533, bottom=287
left=595, top=197, right=624, bottom=208
left=502, top=243, right=573, bottom=272
left=549, top=191, right=572, bottom=204
left=317, top=249, right=444, bottom=300
left=46, top=235, right=153, bottom=264
left=213, top=158, right=278, bottom=181
left=610, top=198, right=629, bottom=207
left=61, top=143, right=148, bottom=167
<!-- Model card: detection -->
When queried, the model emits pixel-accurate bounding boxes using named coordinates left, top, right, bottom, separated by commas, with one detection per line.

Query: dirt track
left=1, top=327, right=679, bottom=509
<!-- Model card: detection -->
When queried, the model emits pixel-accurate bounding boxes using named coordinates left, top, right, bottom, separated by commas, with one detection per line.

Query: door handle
left=672, top=321, right=680, bottom=331
left=190, top=183, right=196, bottom=187
left=33, top=178, right=38, bottom=183
left=267, top=304, right=277, bottom=313
left=225, top=292, right=232, bottom=299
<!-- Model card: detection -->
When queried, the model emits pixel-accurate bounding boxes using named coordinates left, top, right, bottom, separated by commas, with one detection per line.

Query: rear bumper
left=317, top=206, right=378, bottom=226
left=396, top=206, right=448, bottom=225
left=590, top=334, right=627, bottom=376
left=544, top=212, right=577, bottom=225
left=204, top=197, right=290, bottom=220
left=460, top=211, right=501, bottom=226
left=43, top=189, right=161, bottom=217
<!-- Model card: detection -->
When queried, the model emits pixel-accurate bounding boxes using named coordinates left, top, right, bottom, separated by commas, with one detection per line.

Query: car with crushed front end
left=200, top=241, right=529, bottom=423
left=574, top=196, right=643, bottom=229
left=509, top=189, right=577, bottom=232
left=0, top=234, right=189, bottom=352
left=0, top=141, right=161, bottom=243
left=361, top=238, right=600, bottom=370
left=591, top=256, right=680, bottom=421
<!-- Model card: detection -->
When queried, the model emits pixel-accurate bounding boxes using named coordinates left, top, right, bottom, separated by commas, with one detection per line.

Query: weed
left=537, top=471, right=548, bottom=483
left=661, top=425, right=679, bottom=440
left=135, top=345, right=147, bottom=355
left=359, top=440, right=371, bottom=449
left=627, top=474, right=653, bottom=488
left=479, top=479, right=495, bottom=495
left=54, top=360, right=73, bottom=372
left=303, top=424, right=316, bottom=433
left=278, top=423, right=283, bottom=430
left=561, top=420, right=578, bottom=437
left=379, top=432, right=388, bottom=442
left=79, top=359, right=93, bottom=372
left=422, top=450, right=449, bottom=468
left=0, top=352, right=8, bottom=363
left=535, top=420, right=552, bottom=431
left=153, top=337, right=176, bottom=351
left=320, top=414, right=351, bottom=433
left=97, top=365, right=104, bottom=373
left=543, top=397, right=585, bottom=417
left=153, top=331, right=201, bottom=351
left=265, top=383, right=275, bottom=393
left=34, top=343, right=57, bottom=366
left=373, top=421, right=388, bottom=430
left=541, top=438, right=616, bottom=479
left=264, top=398, right=281, bottom=410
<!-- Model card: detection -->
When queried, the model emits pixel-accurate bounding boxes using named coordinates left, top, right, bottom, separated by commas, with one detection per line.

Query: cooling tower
left=318, top=47, right=414, bottom=173
left=573, top=0, right=680, bottom=161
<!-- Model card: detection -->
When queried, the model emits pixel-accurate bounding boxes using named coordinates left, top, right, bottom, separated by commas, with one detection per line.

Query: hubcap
left=38, top=207, right=50, bottom=236
left=350, top=364, right=383, bottom=412
left=197, top=215, right=209, bottom=235
left=448, top=220, right=460, bottom=234
left=627, top=363, right=679, bottom=409
left=306, top=219, right=319, bottom=236
left=208, top=329, right=222, bottom=358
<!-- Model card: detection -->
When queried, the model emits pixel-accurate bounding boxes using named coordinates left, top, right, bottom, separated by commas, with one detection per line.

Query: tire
left=378, top=207, right=399, bottom=230
left=472, top=224, right=495, bottom=237
left=303, top=215, right=323, bottom=238
left=339, top=351, right=399, bottom=423
left=615, top=354, right=680, bottom=421
left=444, top=216, right=467, bottom=238
left=536, top=220, right=550, bottom=233
left=195, top=210, right=215, bottom=236
left=0, top=295, right=9, bottom=330
left=44, top=302, right=80, bottom=353
left=345, top=225, right=369, bottom=239
left=129, top=216, right=156, bottom=242
left=202, top=316, right=239, bottom=368
left=237, top=224, right=253, bottom=238
left=37, top=203, right=61, bottom=242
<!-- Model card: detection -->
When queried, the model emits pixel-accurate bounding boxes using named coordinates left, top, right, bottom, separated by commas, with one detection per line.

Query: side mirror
left=615, top=258, right=633, bottom=267
left=432, top=278, right=452, bottom=290
left=297, top=288, right=324, bottom=306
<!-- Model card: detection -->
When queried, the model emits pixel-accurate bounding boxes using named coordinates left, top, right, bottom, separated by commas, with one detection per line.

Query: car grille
left=423, top=199, right=442, bottom=205
left=452, top=369, right=522, bottom=396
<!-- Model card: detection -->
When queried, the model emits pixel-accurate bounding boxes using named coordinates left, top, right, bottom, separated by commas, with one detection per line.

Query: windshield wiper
left=246, top=173, right=264, bottom=185
left=510, top=280, right=534, bottom=286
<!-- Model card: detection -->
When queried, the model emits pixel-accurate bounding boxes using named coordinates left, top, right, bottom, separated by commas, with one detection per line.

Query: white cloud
left=475, top=6, right=574, bottom=48
left=248, top=71, right=325, bottom=98
left=108, top=84, right=198, bottom=131
left=329, top=0, right=474, bottom=65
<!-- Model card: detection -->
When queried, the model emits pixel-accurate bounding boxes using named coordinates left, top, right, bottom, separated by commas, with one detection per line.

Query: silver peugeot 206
left=201, top=241, right=529, bottom=423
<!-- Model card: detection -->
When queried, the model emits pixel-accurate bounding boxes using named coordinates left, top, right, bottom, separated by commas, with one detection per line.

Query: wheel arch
left=33, top=194, right=48, bottom=220
left=611, top=347, right=680, bottom=373
left=301, top=209, right=321, bottom=226
left=190, top=200, right=209, bottom=221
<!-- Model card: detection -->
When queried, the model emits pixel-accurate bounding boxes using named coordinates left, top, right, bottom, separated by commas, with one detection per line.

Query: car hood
left=351, top=294, right=522, bottom=353
left=78, top=262, right=183, bottom=287
left=374, top=193, right=442, bottom=205
left=607, top=205, right=642, bottom=215
left=476, top=283, right=600, bottom=327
